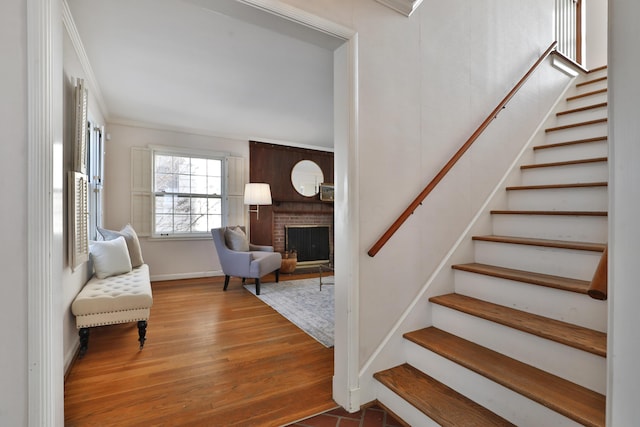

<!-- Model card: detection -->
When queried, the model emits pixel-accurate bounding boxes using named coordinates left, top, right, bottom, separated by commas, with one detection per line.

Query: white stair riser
left=473, top=241, right=601, bottom=280
left=583, top=69, right=607, bottom=80
left=554, top=106, right=607, bottom=127
left=520, top=162, right=608, bottom=186
left=506, top=186, right=608, bottom=211
left=533, top=140, right=608, bottom=163
left=491, top=213, right=608, bottom=243
left=545, top=122, right=608, bottom=144
left=431, top=306, right=607, bottom=394
left=565, top=92, right=607, bottom=109
left=405, top=341, right=586, bottom=427
left=453, top=270, right=608, bottom=332
left=375, top=382, right=440, bottom=427
left=573, top=80, right=608, bottom=95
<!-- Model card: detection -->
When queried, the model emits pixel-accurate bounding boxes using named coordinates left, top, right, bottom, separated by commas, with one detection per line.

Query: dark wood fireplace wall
left=248, top=141, right=334, bottom=249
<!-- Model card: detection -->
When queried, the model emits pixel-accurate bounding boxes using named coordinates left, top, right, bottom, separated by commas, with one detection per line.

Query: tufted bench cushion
left=72, top=264, right=153, bottom=328
left=72, top=264, right=153, bottom=356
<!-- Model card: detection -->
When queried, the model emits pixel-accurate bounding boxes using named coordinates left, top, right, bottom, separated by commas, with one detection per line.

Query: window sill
left=147, top=234, right=213, bottom=242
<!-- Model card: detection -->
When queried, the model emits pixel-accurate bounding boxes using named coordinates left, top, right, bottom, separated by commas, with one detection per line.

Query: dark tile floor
left=288, top=404, right=406, bottom=427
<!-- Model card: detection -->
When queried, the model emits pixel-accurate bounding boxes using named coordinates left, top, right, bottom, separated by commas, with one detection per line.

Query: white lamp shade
left=244, top=183, right=272, bottom=205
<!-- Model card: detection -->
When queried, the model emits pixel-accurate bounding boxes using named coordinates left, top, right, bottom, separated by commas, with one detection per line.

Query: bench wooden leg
left=78, top=328, right=89, bottom=358
left=137, top=320, right=148, bottom=350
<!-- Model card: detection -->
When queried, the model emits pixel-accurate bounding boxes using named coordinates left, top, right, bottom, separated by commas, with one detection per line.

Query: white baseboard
left=64, top=340, right=81, bottom=376
left=150, top=270, right=223, bottom=282
left=333, top=375, right=362, bottom=412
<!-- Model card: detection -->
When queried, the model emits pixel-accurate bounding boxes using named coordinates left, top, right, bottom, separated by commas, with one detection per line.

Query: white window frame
left=151, top=146, right=228, bottom=239
left=87, top=120, right=104, bottom=240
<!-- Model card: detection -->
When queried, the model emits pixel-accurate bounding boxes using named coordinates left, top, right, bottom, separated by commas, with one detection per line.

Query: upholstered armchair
left=211, top=226, right=282, bottom=295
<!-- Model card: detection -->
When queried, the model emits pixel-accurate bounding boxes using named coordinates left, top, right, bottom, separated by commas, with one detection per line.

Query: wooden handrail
left=588, top=246, right=608, bottom=300
left=368, top=41, right=558, bottom=257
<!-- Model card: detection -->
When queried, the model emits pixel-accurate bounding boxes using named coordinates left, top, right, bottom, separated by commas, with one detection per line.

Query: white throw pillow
left=90, top=236, right=133, bottom=279
left=224, top=226, right=249, bottom=251
left=98, top=224, right=144, bottom=267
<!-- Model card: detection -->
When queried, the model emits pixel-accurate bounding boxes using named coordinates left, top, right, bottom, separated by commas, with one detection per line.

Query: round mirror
left=291, top=160, right=324, bottom=197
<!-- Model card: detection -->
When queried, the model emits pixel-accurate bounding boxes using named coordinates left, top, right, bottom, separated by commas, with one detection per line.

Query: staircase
left=374, top=66, right=609, bottom=426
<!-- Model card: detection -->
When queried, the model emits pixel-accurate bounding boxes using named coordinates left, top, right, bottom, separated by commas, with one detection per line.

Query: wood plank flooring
left=64, top=273, right=336, bottom=426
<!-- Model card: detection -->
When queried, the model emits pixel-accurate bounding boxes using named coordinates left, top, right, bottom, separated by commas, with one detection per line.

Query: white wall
left=584, top=0, right=607, bottom=69
left=103, top=124, right=249, bottom=280
left=61, top=28, right=106, bottom=372
left=0, top=0, right=28, bottom=424
left=280, top=0, right=557, bottom=369
left=608, top=1, right=640, bottom=423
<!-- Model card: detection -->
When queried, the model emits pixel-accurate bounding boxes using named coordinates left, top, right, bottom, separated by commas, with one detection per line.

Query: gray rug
left=244, top=278, right=334, bottom=347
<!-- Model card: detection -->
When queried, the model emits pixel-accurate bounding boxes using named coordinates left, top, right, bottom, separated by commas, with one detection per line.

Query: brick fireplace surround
left=272, top=203, right=334, bottom=264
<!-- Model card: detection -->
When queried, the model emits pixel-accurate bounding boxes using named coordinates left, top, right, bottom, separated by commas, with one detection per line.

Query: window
left=87, top=121, right=104, bottom=240
left=152, top=150, right=225, bottom=237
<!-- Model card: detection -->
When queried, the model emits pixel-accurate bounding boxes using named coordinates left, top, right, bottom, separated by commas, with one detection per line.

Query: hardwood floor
left=64, top=272, right=336, bottom=426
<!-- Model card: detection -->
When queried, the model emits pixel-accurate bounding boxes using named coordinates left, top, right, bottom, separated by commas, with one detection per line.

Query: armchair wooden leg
left=255, top=278, right=261, bottom=295
left=275, top=269, right=280, bottom=283
left=223, top=275, right=230, bottom=291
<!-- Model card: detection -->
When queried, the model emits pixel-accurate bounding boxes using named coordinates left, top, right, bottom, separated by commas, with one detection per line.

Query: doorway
left=28, top=0, right=360, bottom=421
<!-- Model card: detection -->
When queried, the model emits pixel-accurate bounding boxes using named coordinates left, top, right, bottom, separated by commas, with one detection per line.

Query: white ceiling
left=66, top=0, right=342, bottom=149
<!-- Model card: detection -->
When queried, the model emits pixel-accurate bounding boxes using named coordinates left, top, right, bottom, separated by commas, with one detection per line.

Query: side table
left=319, top=263, right=334, bottom=291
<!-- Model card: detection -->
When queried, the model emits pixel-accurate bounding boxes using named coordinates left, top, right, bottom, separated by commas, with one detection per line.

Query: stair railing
left=588, top=246, right=608, bottom=300
left=368, top=41, right=558, bottom=257
left=555, top=0, right=582, bottom=65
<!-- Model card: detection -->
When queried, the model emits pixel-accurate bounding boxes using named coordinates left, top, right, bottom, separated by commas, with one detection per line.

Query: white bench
left=71, top=264, right=153, bottom=357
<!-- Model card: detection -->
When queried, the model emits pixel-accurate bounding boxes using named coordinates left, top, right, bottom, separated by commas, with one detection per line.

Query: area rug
left=244, top=278, right=334, bottom=347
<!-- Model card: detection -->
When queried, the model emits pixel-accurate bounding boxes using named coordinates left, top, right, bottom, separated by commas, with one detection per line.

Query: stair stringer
left=358, top=62, right=580, bottom=406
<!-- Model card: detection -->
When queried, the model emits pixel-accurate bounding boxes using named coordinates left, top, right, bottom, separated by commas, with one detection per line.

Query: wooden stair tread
left=567, top=88, right=607, bottom=101
left=452, top=262, right=591, bottom=294
left=545, top=118, right=607, bottom=133
left=490, top=210, right=607, bottom=216
left=471, top=235, right=606, bottom=252
left=429, top=293, right=607, bottom=357
left=556, top=102, right=607, bottom=116
left=403, top=327, right=606, bottom=427
left=505, top=182, right=607, bottom=191
left=533, top=136, right=607, bottom=151
left=521, top=156, right=607, bottom=169
left=588, top=65, right=608, bottom=73
left=374, top=363, right=515, bottom=427
left=576, top=76, right=607, bottom=87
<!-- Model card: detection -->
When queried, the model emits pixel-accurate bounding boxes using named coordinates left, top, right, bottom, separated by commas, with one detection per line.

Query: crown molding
left=375, top=0, right=424, bottom=17
left=237, top=0, right=355, bottom=40
left=62, top=0, right=110, bottom=120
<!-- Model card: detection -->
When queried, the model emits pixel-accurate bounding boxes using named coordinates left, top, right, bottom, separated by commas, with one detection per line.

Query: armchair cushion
left=224, top=226, right=250, bottom=252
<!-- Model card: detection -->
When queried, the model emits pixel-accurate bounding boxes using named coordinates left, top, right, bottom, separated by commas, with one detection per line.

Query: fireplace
left=285, top=225, right=331, bottom=266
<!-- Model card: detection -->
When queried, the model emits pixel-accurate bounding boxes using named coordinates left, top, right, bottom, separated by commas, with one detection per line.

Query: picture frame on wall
left=319, top=183, right=334, bottom=202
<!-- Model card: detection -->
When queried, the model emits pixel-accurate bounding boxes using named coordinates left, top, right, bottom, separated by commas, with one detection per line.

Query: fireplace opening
left=285, top=225, right=330, bottom=266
